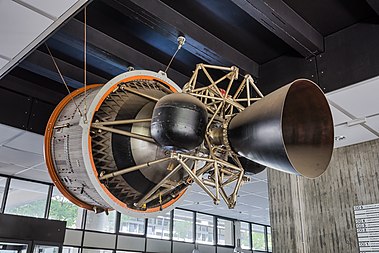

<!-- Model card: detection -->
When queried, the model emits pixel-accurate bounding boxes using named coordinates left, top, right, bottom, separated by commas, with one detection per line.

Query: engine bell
left=151, top=93, right=208, bottom=152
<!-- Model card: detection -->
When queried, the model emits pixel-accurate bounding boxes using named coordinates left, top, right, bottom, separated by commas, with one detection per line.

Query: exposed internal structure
left=45, top=65, right=334, bottom=217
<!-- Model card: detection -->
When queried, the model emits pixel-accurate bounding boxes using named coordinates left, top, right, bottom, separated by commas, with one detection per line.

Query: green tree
left=49, top=195, right=80, bottom=228
left=252, top=231, right=266, bottom=250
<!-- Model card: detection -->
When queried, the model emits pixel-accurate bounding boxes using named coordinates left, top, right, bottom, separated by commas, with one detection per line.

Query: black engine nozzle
left=151, top=93, right=208, bottom=152
left=228, top=79, right=334, bottom=178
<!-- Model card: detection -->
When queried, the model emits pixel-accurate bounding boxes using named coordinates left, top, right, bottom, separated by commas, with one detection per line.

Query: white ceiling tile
left=328, top=103, right=352, bottom=125
left=4, top=131, right=44, bottom=155
left=32, top=163, right=48, bottom=172
left=327, top=76, right=379, bottom=118
left=249, top=169, right=268, bottom=181
left=0, top=58, right=8, bottom=69
left=0, top=146, right=43, bottom=168
left=18, top=0, right=78, bottom=19
left=0, top=164, right=28, bottom=176
left=0, top=124, right=24, bottom=145
left=16, top=168, right=52, bottom=183
left=366, top=115, right=379, bottom=133
left=0, top=1, right=53, bottom=59
left=334, top=124, right=378, bottom=148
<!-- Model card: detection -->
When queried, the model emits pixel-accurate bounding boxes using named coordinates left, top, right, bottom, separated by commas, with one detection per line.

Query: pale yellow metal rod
left=201, top=64, right=234, bottom=71
left=135, top=160, right=186, bottom=207
left=91, top=125, right=155, bottom=143
left=122, top=87, right=160, bottom=102
left=92, top=118, right=151, bottom=126
left=99, top=157, right=172, bottom=180
left=177, top=158, right=217, bottom=202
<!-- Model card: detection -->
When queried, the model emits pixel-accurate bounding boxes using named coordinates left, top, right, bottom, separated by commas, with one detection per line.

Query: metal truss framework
left=95, top=64, right=264, bottom=211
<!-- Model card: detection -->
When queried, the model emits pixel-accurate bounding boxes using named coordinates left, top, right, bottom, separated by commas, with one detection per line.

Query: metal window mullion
left=193, top=212, right=197, bottom=244
left=249, top=222, right=253, bottom=251
left=170, top=210, right=174, bottom=253
left=251, top=223, right=254, bottom=250
left=44, top=185, right=54, bottom=219
left=0, top=177, right=11, bottom=213
left=214, top=216, right=218, bottom=246
left=115, top=212, right=121, bottom=251
left=265, top=225, right=268, bottom=252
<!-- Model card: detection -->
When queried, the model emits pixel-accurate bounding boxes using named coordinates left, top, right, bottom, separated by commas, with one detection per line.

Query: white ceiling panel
left=327, top=103, right=352, bottom=125
left=249, top=169, right=268, bottom=181
left=18, top=0, right=78, bottom=19
left=0, top=164, right=28, bottom=176
left=327, top=76, right=379, bottom=118
left=0, top=58, right=8, bottom=69
left=0, top=124, right=23, bottom=144
left=334, top=124, right=378, bottom=148
left=366, top=115, right=379, bottom=132
left=4, top=131, right=44, bottom=155
left=0, top=146, right=43, bottom=168
left=16, top=168, right=52, bottom=183
left=0, top=1, right=53, bottom=59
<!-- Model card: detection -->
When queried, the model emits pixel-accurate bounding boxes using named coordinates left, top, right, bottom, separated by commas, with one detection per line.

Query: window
left=217, top=218, right=233, bottom=246
left=196, top=213, right=214, bottom=245
left=0, top=176, right=7, bottom=206
left=62, top=247, right=80, bottom=253
left=4, top=179, right=49, bottom=218
left=119, top=214, right=145, bottom=235
left=85, top=210, right=116, bottom=233
left=240, top=222, right=250, bottom=249
left=33, top=245, right=59, bottom=253
left=252, top=224, right=266, bottom=251
left=267, top=226, right=272, bottom=252
left=82, top=249, right=112, bottom=253
left=147, top=211, right=171, bottom=240
left=49, top=187, right=84, bottom=229
left=173, top=209, right=194, bottom=242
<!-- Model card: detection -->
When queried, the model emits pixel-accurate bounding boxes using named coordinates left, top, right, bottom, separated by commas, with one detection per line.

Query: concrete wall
left=268, top=139, right=379, bottom=253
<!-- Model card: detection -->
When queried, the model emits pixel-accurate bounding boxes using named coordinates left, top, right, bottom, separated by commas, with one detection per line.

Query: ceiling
left=1, top=0, right=379, bottom=225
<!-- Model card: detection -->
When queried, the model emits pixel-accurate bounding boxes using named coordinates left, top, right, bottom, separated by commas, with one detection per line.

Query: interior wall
left=268, top=139, right=379, bottom=253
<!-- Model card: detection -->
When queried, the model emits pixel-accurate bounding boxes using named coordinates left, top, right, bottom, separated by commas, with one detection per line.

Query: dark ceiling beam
left=0, top=75, right=64, bottom=105
left=367, top=0, right=379, bottom=15
left=230, top=0, right=324, bottom=57
left=60, top=19, right=190, bottom=85
left=19, top=50, right=107, bottom=89
left=124, top=0, right=259, bottom=77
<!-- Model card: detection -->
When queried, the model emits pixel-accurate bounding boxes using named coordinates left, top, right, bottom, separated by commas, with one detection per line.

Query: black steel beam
left=0, top=74, right=64, bottom=105
left=230, top=0, right=324, bottom=57
left=367, top=0, right=379, bottom=15
left=19, top=50, right=107, bottom=89
left=121, top=0, right=259, bottom=77
left=59, top=19, right=190, bottom=85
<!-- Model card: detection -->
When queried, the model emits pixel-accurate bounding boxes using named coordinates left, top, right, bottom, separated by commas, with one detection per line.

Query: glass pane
left=33, top=245, right=59, bottom=253
left=252, top=224, right=266, bottom=251
left=4, top=179, right=49, bottom=218
left=0, top=177, right=7, bottom=206
left=147, top=211, right=171, bottom=240
left=196, top=213, right=214, bottom=245
left=49, top=187, right=83, bottom=229
left=240, top=222, right=250, bottom=249
left=117, top=251, right=143, bottom=253
left=85, top=210, right=116, bottom=233
left=0, top=242, right=28, bottom=253
left=173, top=209, right=194, bottom=242
left=267, top=226, right=272, bottom=252
left=217, top=219, right=233, bottom=246
left=120, top=214, right=145, bottom=235
left=62, top=247, right=80, bottom=253
left=82, top=249, right=113, bottom=253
